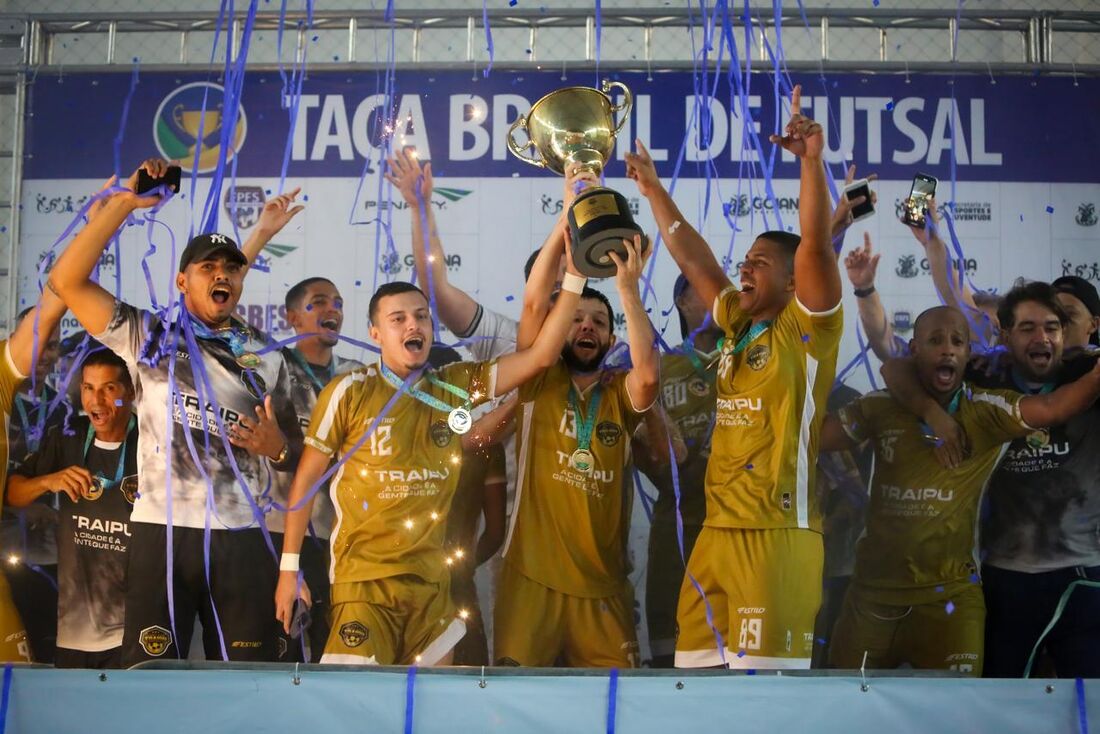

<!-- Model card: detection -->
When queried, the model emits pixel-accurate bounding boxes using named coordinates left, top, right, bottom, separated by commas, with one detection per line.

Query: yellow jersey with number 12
left=706, top=288, right=843, bottom=532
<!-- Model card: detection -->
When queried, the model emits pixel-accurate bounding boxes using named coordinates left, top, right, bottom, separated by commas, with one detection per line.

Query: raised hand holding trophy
left=507, top=81, right=647, bottom=278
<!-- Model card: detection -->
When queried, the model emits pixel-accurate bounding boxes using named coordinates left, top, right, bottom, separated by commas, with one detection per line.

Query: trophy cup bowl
left=508, top=81, right=647, bottom=278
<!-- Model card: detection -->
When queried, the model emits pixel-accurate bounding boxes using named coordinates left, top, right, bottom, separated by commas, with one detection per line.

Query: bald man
left=818, top=306, right=1100, bottom=675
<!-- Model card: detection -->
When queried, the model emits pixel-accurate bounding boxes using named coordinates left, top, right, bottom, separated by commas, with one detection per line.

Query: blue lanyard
left=681, top=340, right=720, bottom=377
left=919, top=387, right=963, bottom=443
left=290, top=348, right=333, bottom=391
left=81, top=415, right=136, bottom=489
left=379, top=363, right=470, bottom=413
left=567, top=383, right=603, bottom=453
left=14, top=387, right=48, bottom=453
left=188, top=315, right=251, bottom=358
left=717, top=320, right=771, bottom=357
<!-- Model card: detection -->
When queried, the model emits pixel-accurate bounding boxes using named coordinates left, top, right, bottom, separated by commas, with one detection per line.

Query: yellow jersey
left=305, top=360, right=496, bottom=585
left=0, top=341, right=27, bottom=497
left=707, top=289, right=843, bottom=531
left=504, top=361, right=649, bottom=598
left=837, top=387, right=1031, bottom=604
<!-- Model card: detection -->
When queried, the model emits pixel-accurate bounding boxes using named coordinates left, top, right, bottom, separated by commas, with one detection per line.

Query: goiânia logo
left=153, top=82, right=247, bottom=174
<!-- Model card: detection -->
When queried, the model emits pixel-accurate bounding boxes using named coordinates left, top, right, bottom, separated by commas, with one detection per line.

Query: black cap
left=1052, top=276, right=1100, bottom=317
left=178, top=233, right=247, bottom=272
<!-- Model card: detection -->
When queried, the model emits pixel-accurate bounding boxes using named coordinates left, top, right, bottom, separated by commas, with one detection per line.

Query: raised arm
left=769, top=85, right=840, bottom=313
left=47, top=162, right=163, bottom=335
left=516, top=167, right=599, bottom=351
left=610, top=235, right=659, bottom=410
left=880, top=357, right=969, bottom=468
left=273, top=445, right=329, bottom=632
left=493, top=256, right=585, bottom=395
left=1019, top=359, right=1100, bottom=427
left=844, top=233, right=900, bottom=363
left=386, top=149, right=480, bottom=335
left=904, top=198, right=996, bottom=348
left=625, top=142, right=730, bottom=308
left=829, top=164, right=878, bottom=251
left=239, top=187, right=304, bottom=269
left=462, top=395, right=518, bottom=452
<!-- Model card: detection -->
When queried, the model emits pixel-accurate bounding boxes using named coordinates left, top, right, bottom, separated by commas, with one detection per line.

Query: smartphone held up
left=902, top=173, right=937, bottom=229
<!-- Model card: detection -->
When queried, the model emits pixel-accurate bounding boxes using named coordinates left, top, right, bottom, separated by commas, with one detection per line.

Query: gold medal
left=236, top=352, right=263, bottom=370
left=84, top=476, right=106, bottom=501
left=569, top=448, right=595, bottom=473
left=447, top=407, right=472, bottom=435
left=1026, top=429, right=1050, bottom=449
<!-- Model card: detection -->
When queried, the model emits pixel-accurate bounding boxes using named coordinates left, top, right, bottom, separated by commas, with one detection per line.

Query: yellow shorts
left=829, top=581, right=984, bottom=675
left=321, top=575, right=465, bottom=666
left=493, top=562, right=638, bottom=668
left=0, top=573, right=28, bottom=662
left=675, top=527, right=822, bottom=669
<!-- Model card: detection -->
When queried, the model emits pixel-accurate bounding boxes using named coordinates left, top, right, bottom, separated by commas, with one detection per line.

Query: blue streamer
left=404, top=666, right=418, bottom=734
left=1078, top=678, right=1090, bottom=734
left=481, top=0, right=494, bottom=78
left=606, top=667, right=619, bottom=734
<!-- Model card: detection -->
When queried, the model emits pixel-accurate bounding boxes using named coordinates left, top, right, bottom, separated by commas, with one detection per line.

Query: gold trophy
left=507, top=81, right=646, bottom=277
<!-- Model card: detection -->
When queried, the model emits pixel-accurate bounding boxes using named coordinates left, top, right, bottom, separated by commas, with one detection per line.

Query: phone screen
left=904, top=175, right=937, bottom=227
left=845, top=182, right=874, bottom=220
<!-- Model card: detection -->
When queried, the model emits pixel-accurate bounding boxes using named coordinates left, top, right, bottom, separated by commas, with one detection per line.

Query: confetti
left=945, top=601, right=956, bottom=615
left=737, top=650, right=746, bottom=658
left=114, top=399, right=123, bottom=406
left=505, top=295, right=515, bottom=302
left=885, top=101, right=894, bottom=111
left=355, top=280, right=362, bottom=286
left=801, top=334, right=810, bottom=342
left=1046, top=206, right=1054, bottom=214
left=970, top=573, right=980, bottom=584
left=873, top=0, right=880, bottom=5
left=745, top=464, right=753, bottom=470
left=510, top=0, right=517, bottom=4
left=935, top=585, right=944, bottom=593
left=362, top=501, right=369, bottom=510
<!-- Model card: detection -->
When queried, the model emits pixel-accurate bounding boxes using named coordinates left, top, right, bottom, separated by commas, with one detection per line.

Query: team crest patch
left=121, top=475, right=139, bottom=504
left=687, top=376, right=709, bottom=397
left=139, top=625, right=173, bottom=657
left=596, top=421, right=622, bottom=447
left=240, top=370, right=268, bottom=400
left=747, top=344, right=771, bottom=371
left=339, top=621, right=369, bottom=648
left=430, top=420, right=453, bottom=448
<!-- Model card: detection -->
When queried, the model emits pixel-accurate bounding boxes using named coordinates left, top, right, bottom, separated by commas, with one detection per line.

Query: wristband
left=561, top=273, right=587, bottom=295
left=853, top=286, right=876, bottom=298
left=279, top=553, right=300, bottom=572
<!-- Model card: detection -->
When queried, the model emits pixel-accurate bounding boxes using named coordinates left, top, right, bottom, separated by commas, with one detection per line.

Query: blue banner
left=23, top=70, right=1100, bottom=183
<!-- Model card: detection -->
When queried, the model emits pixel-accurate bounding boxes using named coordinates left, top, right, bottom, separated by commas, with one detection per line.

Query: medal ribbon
left=188, top=315, right=251, bottom=358
left=681, top=339, right=720, bottom=377
left=567, top=383, right=603, bottom=456
left=1011, top=367, right=1055, bottom=395
left=379, top=362, right=470, bottom=414
left=919, top=386, right=964, bottom=444
left=716, top=320, right=771, bottom=356
left=289, top=348, right=333, bottom=391
left=81, top=414, right=136, bottom=489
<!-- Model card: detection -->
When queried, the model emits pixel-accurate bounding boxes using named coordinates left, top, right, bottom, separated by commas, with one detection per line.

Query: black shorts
left=120, top=523, right=281, bottom=666
left=55, top=646, right=122, bottom=669
left=270, top=532, right=331, bottom=664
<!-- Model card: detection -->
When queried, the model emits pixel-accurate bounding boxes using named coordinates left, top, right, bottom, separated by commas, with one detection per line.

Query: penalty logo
left=154, top=82, right=248, bottom=175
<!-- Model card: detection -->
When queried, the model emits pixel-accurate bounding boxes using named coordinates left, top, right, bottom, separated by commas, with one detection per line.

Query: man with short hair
left=47, top=159, right=305, bottom=664
left=626, top=86, right=842, bottom=669
left=8, top=347, right=137, bottom=668
left=882, top=281, right=1100, bottom=677
left=275, top=265, right=587, bottom=665
left=823, top=306, right=1100, bottom=675
left=494, top=233, right=658, bottom=668
left=1052, top=275, right=1100, bottom=351
left=262, top=276, right=363, bottom=662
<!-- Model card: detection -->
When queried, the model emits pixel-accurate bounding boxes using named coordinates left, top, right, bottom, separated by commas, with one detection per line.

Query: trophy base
left=567, top=187, right=646, bottom=278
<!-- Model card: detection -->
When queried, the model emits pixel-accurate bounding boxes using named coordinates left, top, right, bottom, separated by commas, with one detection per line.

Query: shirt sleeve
left=92, top=301, right=149, bottom=366
left=836, top=394, right=875, bottom=444
left=304, top=371, right=359, bottom=457
left=460, top=306, right=518, bottom=362
left=0, top=341, right=26, bottom=418
left=712, top=285, right=746, bottom=335
left=609, top=371, right=650, bottom=434
left=786, top=298, right=845, bottom=360
left=968, top=388, right=1032, bottom=453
